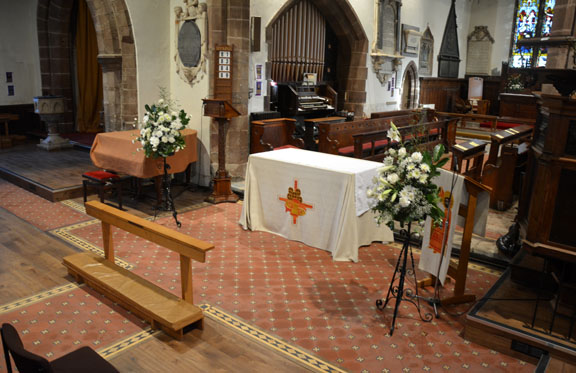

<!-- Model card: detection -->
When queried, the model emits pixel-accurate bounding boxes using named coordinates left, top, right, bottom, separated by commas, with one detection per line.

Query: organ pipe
left=270, top=0, right=326, bottom=83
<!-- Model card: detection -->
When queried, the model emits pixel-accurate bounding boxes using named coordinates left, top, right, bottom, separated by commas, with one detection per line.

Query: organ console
left=274, top=83, right=337, bottom=118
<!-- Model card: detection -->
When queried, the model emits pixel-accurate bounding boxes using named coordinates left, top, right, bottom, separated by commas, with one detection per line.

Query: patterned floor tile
left=52, top=202, right=533, bottom=372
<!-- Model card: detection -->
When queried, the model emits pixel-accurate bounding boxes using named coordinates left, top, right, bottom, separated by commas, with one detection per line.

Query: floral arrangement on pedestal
left=134, top=95, right=190, bottom=158
left=506, top=73, right=525, bottom=93
left=367, top=122, right=449, bottom=228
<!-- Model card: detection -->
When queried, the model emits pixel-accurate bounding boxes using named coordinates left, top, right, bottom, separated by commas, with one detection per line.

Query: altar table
left=90, top=129, right=197, bottom=178
left=239, top=148, right=394, bottom=262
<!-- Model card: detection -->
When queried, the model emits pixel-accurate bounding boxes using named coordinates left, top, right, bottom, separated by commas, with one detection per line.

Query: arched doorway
left=400, top=61, right=418, bottom=110
left=266, top=0, right=368, bottom=116
left=37, top=0, right=137, bottom=133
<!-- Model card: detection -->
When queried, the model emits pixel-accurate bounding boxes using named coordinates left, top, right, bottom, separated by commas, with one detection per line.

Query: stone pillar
left=98, top=54, right=123, bottom=132
left=208, top=0, right=250, bottom=179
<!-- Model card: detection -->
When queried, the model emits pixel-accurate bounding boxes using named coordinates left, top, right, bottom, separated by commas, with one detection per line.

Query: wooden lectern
left=418, top=176, right=491, bottom=305
left=203, top=98, right=241, bottom=203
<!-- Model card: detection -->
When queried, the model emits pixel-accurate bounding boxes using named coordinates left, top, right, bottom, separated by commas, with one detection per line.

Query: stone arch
left=37, top=0, right=137, bottom=133
left=266, top=0, right=369, bottom=116
left=400, top=61, right=419, bottom=110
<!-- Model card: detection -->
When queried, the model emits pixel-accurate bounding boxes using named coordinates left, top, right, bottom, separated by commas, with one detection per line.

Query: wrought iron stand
left=376, top=222, right=433, bottom=335
left=155, top=157, right=181, bottom=227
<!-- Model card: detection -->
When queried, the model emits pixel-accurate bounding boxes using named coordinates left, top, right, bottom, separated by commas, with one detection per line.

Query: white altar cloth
left=239, top=148, right=394, bottom=262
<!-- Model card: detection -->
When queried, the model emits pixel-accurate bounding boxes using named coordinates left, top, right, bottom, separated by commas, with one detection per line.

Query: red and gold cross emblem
left=279, top=180, right=313, bottom=224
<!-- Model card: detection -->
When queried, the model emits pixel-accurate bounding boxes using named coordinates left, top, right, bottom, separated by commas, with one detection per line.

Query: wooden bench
left=351, top=118, right=455, bottom=161
left=481, top=124, right=534, bottom=210
left=63, top=201, right=215, bottom=340
left=250, top=118, right=305, bottom=153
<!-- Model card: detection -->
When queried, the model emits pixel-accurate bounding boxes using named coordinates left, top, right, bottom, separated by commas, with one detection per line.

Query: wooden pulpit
left=203, top=98, right=241, bottom=203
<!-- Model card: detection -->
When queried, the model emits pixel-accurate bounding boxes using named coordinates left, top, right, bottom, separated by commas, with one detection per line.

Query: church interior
left=1, top=0, right=576, bottom=371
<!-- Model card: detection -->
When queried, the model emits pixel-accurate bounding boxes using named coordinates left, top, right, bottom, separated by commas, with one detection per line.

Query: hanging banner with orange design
left=418, top=169, right=465, bottom=285
left=428, top=187, right=454, bottom=254
left=279, top=180, right=313, bottom=224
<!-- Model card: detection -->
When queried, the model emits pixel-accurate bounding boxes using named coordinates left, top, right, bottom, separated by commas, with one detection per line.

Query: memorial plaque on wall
left=178, top=21, right=202, bottom=67
left=419, top=27, right=434, bottom=76
left=465, top=26, right=494, bottom=75
left=401, top=24, right=421, bottom=57
left=380, top=5, right=396, bottom=54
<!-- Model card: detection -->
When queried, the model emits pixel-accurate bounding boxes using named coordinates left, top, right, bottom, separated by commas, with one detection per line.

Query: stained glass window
left=510, top=0, right=556, bottom=68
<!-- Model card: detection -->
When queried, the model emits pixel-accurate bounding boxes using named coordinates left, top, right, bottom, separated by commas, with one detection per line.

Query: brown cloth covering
left=90, top=129, right=197, bottom=178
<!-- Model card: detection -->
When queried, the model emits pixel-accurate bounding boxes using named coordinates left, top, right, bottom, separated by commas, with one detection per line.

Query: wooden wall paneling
left=419, top=78, right=465, bottom=112
left=498, top=93, right=539, bottom=120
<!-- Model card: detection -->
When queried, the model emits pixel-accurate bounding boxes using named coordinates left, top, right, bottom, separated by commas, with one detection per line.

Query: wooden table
left=90, top=129, right=197, bottom=178
left=90, top=129, right=198, bottom=202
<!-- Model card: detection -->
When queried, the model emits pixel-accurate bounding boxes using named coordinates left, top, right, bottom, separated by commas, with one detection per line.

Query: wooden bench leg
left=117, top=183, right=123, bottom=210
left=83, top=180, right=88, bottom=203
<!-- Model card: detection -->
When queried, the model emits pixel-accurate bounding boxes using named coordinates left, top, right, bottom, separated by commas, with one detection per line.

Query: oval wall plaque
left=178, top=20, right=201, bottom=68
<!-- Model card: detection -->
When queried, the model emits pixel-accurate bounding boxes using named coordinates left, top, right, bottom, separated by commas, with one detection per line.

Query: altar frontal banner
left=418, top=169, right=464, bottom=285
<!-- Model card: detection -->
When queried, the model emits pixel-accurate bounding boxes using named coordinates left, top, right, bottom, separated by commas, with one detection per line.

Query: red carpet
left=0, top=180, right=91, bottom=230
left=0, top=284, right=151, bottom=368
left=0, top=180, right=532, bottom=371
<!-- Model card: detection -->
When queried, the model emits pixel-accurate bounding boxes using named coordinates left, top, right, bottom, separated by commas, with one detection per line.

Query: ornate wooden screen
left=269, top=0, right=326, bottom=83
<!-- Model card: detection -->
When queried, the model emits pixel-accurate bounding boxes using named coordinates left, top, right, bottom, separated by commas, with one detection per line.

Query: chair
left=82, top=170, right=129, bottom=210
left=1, top=323, right=119, bottom=373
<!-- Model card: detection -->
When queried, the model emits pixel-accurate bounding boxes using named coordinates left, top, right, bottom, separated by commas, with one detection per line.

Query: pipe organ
left=269, top=0, right=326, bottom=83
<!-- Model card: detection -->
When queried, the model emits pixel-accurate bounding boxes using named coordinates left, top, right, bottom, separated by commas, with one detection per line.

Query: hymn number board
left=214, top=45, right=233, bottom=101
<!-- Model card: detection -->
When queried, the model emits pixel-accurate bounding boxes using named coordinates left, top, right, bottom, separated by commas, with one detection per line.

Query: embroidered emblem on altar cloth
left=279, top=180, right=313, bottom=224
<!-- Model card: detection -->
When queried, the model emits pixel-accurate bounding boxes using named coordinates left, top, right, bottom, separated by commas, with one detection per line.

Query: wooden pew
left=303, top=116, right=346, bottom=150
left=351, top=118, right=455, bottom=162
left=451, top=139, right=488, bottom=181
left=63, top=201, right=215, bottom=340
left=250, top=118, right=305, bottom=153
left=437, top=111, right=535, bottom=141
left=481, top=124, right=534, bottom=210
left=317, top=112, right=421, bottom=156
left=371, top=108, right=439, bottom=123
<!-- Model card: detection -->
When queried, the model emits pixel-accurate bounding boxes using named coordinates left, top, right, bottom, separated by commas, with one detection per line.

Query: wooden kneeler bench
left=63, top=201, right=214, bottom=340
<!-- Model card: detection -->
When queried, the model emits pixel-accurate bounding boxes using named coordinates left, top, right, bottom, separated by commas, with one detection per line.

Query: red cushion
left=273, top=145, right=300, bottom=150
left=480, top=121, right=522, bottom=130
left=83, top=170, right=120, bottom=181
left=338, top=139, right=389, bottom=156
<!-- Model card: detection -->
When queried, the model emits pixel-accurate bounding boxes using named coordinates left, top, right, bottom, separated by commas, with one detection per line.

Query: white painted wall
left=126, top=0, right=171, bottom=121
left=247, top=0, right=285, bottom=114
left=169, top=0, right=211, bottom=186
left=469, top=0, right=515, bottom=75
left=0, top=0, right=41, bottom=105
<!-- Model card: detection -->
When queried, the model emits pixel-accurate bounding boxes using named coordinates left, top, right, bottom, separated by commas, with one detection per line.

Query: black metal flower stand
left=157, top=157, right=181, bottom=227
left=376, top=222, right=433, bottom=335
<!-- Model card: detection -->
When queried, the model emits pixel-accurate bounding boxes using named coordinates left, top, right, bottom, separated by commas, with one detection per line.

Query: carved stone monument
left=466, top=26, right=494, bottom=76
left=401, top=24, right=421, bottom=57
left=174, top=0, right=207, bottom=86
left=371, top=0, right=404, bottom=84
left=419, top=27, right=434, bottom=76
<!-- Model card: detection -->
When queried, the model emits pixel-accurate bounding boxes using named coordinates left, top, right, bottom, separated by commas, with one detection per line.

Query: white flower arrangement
left=134, top=94, right=190, bottom=158
left=367, top=122, right=448, bottom=228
